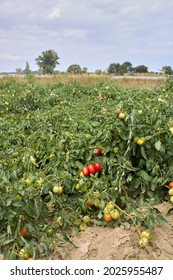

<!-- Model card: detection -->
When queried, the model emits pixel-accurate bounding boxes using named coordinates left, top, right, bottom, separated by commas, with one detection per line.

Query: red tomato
left=94, top=162, right=101, bottom=171
left=88, top=164, right=96, bottom=174
left=169, top=182, right=173, bottom=189
left=21, top=227, right=27, bottom=238
left=82, top=166, right=89, bottom=176
left=94, top=147, right=102, bottom=156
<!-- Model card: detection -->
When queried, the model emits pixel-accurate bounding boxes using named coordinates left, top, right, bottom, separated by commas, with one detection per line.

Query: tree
left=35, top=50, right=60, bottom=74
left=107, top=63, right=120, bottom=74
left=135, top=65, right=148, bottom=73
left=67, top=64, right=82, bottom=74
left=82, top=67, right=88, bottom=74
left=161, top=66, right=173, bottom=75
left=15, top=68, right=22, bottom=75
left=24, top=61, right=31, bottom=74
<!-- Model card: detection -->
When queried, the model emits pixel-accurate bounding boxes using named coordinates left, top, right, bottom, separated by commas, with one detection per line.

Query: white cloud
left=47, top=7, right=61, bottom=20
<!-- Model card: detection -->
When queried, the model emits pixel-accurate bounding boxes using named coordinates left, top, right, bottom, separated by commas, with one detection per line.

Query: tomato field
left=0, top=75, right=173, bottom=260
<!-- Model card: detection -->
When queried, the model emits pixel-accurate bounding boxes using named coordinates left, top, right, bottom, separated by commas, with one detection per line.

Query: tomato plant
left=0, top=75, right=172, bottom=260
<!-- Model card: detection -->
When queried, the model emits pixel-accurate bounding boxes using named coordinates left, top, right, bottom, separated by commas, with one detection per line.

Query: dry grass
left=0, top=73, right=164, bottom=89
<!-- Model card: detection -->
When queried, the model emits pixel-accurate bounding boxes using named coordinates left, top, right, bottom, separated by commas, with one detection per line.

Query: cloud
left=0, top=0, right=173, bottom=72
left=47, top=7, right=61, bottom=20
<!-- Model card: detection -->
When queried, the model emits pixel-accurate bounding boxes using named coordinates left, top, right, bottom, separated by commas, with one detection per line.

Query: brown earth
left=54, top=202, right=173, bottom=260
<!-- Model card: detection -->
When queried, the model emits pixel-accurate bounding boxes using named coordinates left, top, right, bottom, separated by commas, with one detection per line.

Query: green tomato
left=170, top=196, right=173, bottom=204
left=19, top=248, right=31, bottom=260
left=24, top=178, right=32, bottom=186
left=168, top=189, right=173, bottom=196
left=53, top=186, right=63, bottom=194
left=82, top=216, right=91, bottom=224
left=79, top=223, right=87, bottom=231
left=140, top=230, right=151, bottom=239
left=169, top=127, right=173, bottom=135
left=75, top=183, right=81, bottom=190
left=138, top=238, right=149, bottom=248
left=110, top=210, right=120, bottom=220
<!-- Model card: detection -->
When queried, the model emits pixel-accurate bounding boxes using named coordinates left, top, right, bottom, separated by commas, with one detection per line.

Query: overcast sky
left=0, top=0, right=173, bottom=73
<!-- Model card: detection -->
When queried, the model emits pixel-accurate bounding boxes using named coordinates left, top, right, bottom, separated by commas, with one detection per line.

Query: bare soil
left=54, top=202, right=173, bottom=260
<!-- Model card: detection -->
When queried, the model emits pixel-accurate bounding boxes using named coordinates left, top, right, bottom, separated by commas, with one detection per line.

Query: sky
left=0, top=0, right=173, bottom=73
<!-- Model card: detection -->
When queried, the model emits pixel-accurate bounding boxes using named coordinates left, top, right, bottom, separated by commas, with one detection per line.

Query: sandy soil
left=54, top=202, right=173, bottom=260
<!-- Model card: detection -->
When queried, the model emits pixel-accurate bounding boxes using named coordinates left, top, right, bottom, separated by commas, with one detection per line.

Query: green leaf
left=137, top=170, right=151, bottom=182
left=155, top=140, right=161, bottom=151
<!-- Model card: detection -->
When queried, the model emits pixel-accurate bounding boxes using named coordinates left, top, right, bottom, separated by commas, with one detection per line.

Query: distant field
left=0, top=73, right=164, bottom=89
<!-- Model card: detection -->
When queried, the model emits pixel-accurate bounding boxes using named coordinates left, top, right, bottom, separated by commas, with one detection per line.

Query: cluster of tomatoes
left=81, top=162, right=102, bottom=176
left=80, top=147, right=102, bottom=177
left=168, top=182, right=173, bottom=204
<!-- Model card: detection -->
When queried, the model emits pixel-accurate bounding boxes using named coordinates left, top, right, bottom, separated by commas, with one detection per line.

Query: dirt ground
left=54, top=202, right=173, bottom=260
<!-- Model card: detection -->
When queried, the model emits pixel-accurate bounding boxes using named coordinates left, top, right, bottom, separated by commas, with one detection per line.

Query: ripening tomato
left=168, top=182, right=173, bottom=189
left=104, top=215, right=112, bottom=222
left=136, top=138, right=145, bottom=145
left=88, top=164, right=96, bottom=174
left=86, top=199, right=93, bottom=207
left=94, top=147, right=102, bottom=156
left=118, top=112, right=126, bottom=120
left=21, top=227, right=27, bottom=238
left=94, top=162, right=101, bottom=171
left=82, top=166, right=89, bottom=176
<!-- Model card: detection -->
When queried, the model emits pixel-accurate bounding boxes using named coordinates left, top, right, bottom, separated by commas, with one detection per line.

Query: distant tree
left=161, top=66, right=173, bottom=75
left=82, top=67, right=88, bottom=74
left=24, top=61, right=31, bottom=74
left=121, top=61, right=133, bottom=73
left=67, top=64, right=82, bottom=74
left=135, top=65, right=148, bottom=73
left=107, top=63, right=120, bottom=74
left=16, top=68, right=22, bottom=74
left=35, top=50, right=60, bottom=74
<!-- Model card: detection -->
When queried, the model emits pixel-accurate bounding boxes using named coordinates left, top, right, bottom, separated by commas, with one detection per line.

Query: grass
left=0, top=73, right=164, bottom=89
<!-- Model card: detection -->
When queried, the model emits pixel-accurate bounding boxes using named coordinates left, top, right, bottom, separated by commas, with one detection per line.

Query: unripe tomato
left=19, top=248, right=31, bottom=260
left=79, top=223, right=87, bottom=231
left=82, top=166, right=89, bottom=176
left=134, top=137, right=139, bottom=144
left=53, top=186, right=63, bottom=194
left=110, top=210, right=120, bottom=220
left=94, top=162, right=101, bottom=171
left=82, top=215, right=91, bottom=224
left=140, top=230, right=151, bottom=239
left=168, top=189, right=173, bottom=196
left=170, top=196, right=173, bottom=204
left=138, top=237, right=149, bottom=248
left=88, top=164, right=96, bottom=174
left=115, top=108, right=121, bottom=115
left=106, top=202, right=115, bottom=210
left=24, top=178, right=32, bottom=186
left=169, top=127, right=173, bottom=135
left=75, top=183, right=81, bottom=190
left=118, top=112, right=126, bottom=120
left=21, top=227, right=27, bottom=238
left=136, top=138, right=145, bottom=145
left=168, top=182, right=173, bottom=189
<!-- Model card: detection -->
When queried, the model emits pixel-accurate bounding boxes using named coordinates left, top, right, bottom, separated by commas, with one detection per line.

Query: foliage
left=67, top=64, right=82, bottom=74
left=0, top=76, right=173, bottom=259
left=35, top=50, right=60, bottom=74
left=135, top=65, right=148, bottom=73
left=161, top=66, right=173, bottom=75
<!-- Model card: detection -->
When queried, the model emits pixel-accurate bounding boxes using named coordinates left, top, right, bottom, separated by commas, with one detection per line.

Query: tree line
left=15, top=49, right=173, bottom=75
